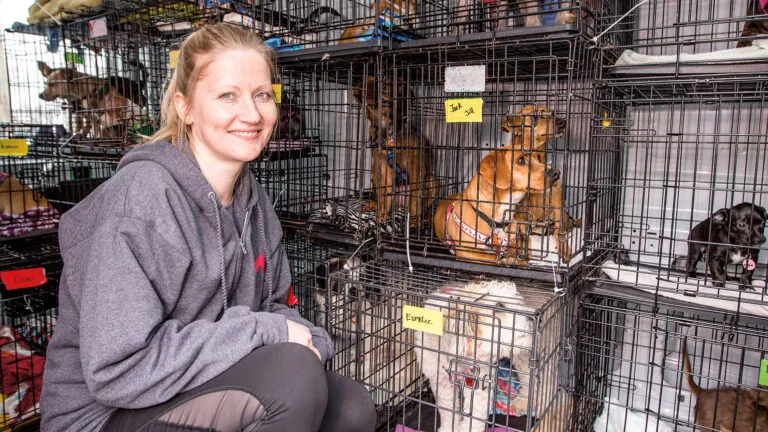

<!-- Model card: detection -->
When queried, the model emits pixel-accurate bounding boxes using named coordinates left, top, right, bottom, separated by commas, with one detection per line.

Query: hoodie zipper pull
left=239, top=210, right=250, bottom=255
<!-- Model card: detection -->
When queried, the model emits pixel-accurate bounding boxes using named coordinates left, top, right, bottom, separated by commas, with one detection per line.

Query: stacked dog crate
left=258, top=2, right=630, bottom=432
left=574, top=1, right=768, bottom=431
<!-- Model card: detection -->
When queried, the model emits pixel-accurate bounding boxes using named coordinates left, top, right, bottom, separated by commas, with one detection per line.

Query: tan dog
left=0, top=174, right=51, bottom=216
left=453, top=0, right=578, bottom=32
left=682, top=339, right=768, bottom=432
left=353, top=76, right=438, bottom=227
left=38, top=62, right=144, bottom=139
left=339, top=0, right=416, bottom=44
left=503, top=105, right=579, bottom=260
left=433, top=143, right=557, bottom=265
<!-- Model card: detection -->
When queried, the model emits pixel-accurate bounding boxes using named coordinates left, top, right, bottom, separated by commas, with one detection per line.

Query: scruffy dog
left=682, top=339, right=768, bottom=432
left=685, top=202, right=767, bottom=290
left=415, top=280, right=534, bottom=432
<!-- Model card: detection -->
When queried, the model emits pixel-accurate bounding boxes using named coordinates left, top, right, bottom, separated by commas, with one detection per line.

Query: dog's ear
left=501, top=114, right=523, bottom=134
left=38, top=61, right=52, bottom=78
left=756, top=205, right=767, bottom=221
left=479, top=150, right=512, bottom=190
left=711, top=208, right=730, bottom=225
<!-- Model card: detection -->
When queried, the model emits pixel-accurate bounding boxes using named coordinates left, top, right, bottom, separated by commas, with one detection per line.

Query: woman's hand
left=286, top=320, right=321, bottom=361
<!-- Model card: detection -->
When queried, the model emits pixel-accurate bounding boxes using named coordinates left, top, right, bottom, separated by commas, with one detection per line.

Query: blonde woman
left=40, top=23, right=375, bottom=432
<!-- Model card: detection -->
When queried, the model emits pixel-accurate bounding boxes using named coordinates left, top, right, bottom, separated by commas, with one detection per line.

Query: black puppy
left=686, top=202, right=767, bottom=290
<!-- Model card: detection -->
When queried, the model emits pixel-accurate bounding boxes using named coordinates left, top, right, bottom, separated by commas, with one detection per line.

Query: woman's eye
left=219, top=92, right=235, bottom=100
left=255, top=92, right=273, bottom=102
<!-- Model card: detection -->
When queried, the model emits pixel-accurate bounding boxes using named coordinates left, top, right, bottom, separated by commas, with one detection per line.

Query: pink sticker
left=743, top=258, right=757, bottom=271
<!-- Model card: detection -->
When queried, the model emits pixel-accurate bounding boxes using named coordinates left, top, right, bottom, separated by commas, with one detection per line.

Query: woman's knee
left=322, top=373, right=376, bottom=432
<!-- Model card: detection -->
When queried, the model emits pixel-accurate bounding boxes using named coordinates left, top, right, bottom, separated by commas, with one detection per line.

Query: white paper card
left=89, top=17, right=108, bottom=38
left=444, top=65, right=486, bottom=92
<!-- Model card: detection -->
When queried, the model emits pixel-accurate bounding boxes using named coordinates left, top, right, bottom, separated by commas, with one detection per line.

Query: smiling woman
left=39, top=23, right=375, bottom=432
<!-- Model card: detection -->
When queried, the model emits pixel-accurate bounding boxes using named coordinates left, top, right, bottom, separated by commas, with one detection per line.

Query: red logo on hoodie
left=287, top=285, right=299, bottom=307
left=254, top=255, right=265, bottom=274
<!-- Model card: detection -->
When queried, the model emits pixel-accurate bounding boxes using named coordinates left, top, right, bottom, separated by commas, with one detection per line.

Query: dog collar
left=446, top=203, right=509, bottom=256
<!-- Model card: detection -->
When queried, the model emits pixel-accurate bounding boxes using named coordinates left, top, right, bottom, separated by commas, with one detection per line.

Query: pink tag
left=743, top=258, right=757, bottom=271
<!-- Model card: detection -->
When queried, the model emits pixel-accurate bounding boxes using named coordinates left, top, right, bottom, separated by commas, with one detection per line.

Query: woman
left=40, top=23, right=376, bottom=432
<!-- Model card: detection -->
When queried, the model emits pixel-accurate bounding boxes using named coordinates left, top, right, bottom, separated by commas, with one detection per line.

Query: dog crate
left=572, top=286, right=768, bottom=432
left=584, top=77, right=768, bottom=311
left=3, top=6, right=162, bottom=154
left=0, top=124, right=117, bottom=239
left=325, top=261, right=572, bottom=431
left=598, top=0, right=768, bottom=80
left=372, top=38, right=614, bottom=284
left=248, top=59, right=384, bottom=242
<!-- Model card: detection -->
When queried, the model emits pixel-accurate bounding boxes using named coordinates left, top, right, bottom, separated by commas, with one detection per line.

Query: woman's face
left=180, top=48, right=277, bottom=167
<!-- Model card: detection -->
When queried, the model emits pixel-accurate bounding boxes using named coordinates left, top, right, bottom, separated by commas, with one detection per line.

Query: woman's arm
left=78, top=217, right=289, bottom=409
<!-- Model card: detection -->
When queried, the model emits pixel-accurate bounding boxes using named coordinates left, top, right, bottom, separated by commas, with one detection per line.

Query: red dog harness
left=445, top=202, right=510, bottom=257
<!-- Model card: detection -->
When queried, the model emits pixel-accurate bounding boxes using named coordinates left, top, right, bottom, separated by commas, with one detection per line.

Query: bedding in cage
left=0, top=124, right=117, bottom=238
left=3, top=13, right=156, bottom=153
left=373, top=43, right=604, bottom=276
left=249, top=64, right=388, bottom=239
left=325, top=261, right=573, bottom=431
left=600, top=0, right=768, bottom=77
left=573, top=292, right=768, bottom=432
left=585, top=82, right=768, bottom=314
left=412, top=0, right=621, bottom=42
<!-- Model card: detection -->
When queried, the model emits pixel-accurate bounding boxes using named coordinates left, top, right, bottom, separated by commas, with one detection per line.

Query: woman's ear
left=174, top=92, right=192, bottom=125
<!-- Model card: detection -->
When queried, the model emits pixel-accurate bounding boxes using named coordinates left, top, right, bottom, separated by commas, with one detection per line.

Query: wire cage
left=3, top=7, right=160, bottom=155
left=584, top=78, right=768, bottom=312
left=371, top=39, right=610, bottom=283
left=0, top=124, right=118, bottom=239
left=326, top=261, right=573, bottom=431
left=599, top=0, right=768, bottom=80
left=0, top=242, right=60, bottom=429
left=249, top=59, right=383, bottom=241
left=572, top=288, right=768, bottom=432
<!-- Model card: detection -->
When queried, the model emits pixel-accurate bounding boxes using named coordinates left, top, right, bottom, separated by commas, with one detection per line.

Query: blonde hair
left=150, top=23, right=276, bottom=146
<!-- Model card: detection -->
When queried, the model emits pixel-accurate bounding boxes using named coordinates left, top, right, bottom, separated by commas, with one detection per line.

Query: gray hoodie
left=40, top=140, right=333, bottom=432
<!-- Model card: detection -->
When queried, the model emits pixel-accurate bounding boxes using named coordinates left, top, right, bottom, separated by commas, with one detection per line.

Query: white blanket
left=614, top=39, right=768, bottom=66
left=601, top=260, right=768, bottom=316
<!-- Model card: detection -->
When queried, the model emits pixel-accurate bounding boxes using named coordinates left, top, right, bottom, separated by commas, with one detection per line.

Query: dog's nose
left=548, top=169, right=561, bottom=182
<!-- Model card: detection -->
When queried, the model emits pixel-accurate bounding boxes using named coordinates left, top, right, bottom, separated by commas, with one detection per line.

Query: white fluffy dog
left=415, top=279, right=535, bottom=432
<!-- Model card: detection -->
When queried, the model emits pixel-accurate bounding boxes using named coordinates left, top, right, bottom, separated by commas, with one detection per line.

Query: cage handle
left=589, top=0, right=649, bottom=47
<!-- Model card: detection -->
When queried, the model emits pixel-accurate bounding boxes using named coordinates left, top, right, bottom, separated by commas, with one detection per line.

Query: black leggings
left=101, top=343, right=376, bottom=432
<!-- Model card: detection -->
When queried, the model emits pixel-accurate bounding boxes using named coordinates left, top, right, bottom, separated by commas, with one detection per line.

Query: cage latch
left=447, top=359, right=480, bottom=416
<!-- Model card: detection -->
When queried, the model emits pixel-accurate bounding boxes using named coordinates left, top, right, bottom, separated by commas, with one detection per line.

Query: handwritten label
left=445, top=65, right=486, bottom=92
left=760, top=359, right=768, bottom=386
left=272, top=84, right=282, bottom=103
left=0, top=268, right=48, bottom=290
left=403, top=305, right=443, bottom=335
left=88, top=17, right=108, bottom=38
left=169, top=50, right=179, bottom=69
left=445, top=98, right=483, bottom=123
left=0, top=139, right=28, bottom=157
left=65, top=52, right=84, bottom=65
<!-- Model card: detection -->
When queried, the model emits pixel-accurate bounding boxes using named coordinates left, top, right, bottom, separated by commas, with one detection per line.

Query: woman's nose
left=240, top=98, right=262, bottom=123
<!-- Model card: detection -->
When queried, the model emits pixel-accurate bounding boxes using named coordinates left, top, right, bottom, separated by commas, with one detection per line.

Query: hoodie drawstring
left=208, top=192, right=229, bottom=312
left=239, top=210, right=250, bottom=254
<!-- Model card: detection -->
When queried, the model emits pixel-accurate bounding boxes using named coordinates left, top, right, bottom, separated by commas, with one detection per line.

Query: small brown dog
left=738, top=0, right=768, bottom=47
left=339, top=0, right=416, bottom=44
left=453, top=0, right=578, bottom=32
left=38, top=62, right=144, bottom=139
left=433, top=142, right=558, bottom=265
left=503, top=105, right=579, bottom=260
left=0, top=174, right=51, bottom=217
left=353, top=75, right=438, bottom=227
left=682, top=339, right=768, bottom=432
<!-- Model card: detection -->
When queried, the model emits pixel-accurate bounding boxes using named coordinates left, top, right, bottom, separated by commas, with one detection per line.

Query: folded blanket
left=0, top=326, right=46, bottom=426
left=0, top=207, right=59, bottom=238
left=615, top=38, right=768, bottom=66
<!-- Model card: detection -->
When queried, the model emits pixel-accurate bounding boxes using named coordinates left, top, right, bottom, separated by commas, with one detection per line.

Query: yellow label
left=0, top=139, right=28, bottom=157
left=445, top=98, right=483, bottom=123
left=601, top=112, right=611, bottom=129
left=272, top=84, right=282, bottom=104
left=169, top=50, right=179, bottom=69
left=403, top=305, right=443, bottom=336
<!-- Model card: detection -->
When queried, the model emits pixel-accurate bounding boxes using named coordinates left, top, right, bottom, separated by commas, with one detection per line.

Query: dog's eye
left=516, top=156, right=527, bottom=166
